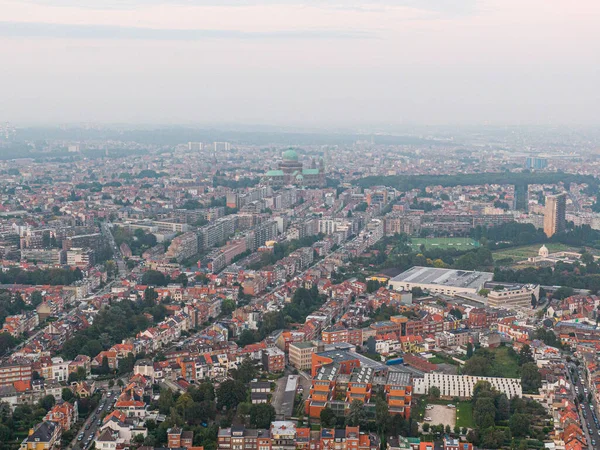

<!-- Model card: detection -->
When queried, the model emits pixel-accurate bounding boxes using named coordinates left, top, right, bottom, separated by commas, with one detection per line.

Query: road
left=68, top=389, right=119, bottom=450
left=570, top=362, right=599, bottom=449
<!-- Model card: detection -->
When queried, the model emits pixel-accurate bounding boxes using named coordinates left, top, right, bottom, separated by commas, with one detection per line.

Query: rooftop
left=391, top=266, right=493, bottom=290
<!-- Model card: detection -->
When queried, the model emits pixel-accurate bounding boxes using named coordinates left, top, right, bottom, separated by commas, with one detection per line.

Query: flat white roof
left=391, top=266, right=493, bottom=290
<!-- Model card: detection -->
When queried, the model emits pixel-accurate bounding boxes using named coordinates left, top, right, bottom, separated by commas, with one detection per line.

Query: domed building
left=264, top=149, right=325, bottom=187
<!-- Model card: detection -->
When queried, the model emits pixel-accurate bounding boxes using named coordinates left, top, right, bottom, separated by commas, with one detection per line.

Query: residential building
left=544, top=193, right=566, bottom=238
left=20, top=421, right=61, bottom=450
left=289, top=342, right=317, bottom=371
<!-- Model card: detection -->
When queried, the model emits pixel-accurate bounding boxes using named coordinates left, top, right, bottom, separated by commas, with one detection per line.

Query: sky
left=1, top=0, right=599, bottom=128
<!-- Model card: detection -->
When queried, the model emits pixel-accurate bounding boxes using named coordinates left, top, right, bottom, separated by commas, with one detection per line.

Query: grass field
left=455, top=402, right=474, bottom=428
left=468, top=345, right=520, bottom=378
left=492, top=243, right=574, bottom=263
left=410, top=237, right=480, bottom=251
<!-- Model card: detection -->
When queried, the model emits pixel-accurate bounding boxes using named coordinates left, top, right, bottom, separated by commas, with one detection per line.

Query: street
left=69, top=388, right=119, bottom=450
left=570, top=362, right=599, bottom=449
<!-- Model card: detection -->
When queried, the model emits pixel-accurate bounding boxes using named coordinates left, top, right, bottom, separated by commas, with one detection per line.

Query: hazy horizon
left=2, top=0, right=600, bottom=127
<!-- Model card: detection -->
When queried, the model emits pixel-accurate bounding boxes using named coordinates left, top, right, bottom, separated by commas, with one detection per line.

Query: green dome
left=282, top=149, right=299, bottom=161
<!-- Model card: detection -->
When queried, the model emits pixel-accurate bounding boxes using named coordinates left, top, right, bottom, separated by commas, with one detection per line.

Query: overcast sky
left=1, top=0, right=599, bottom=128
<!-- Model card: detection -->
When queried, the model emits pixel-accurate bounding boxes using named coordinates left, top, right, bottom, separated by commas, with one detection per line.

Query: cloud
left=19, top=0, right=478, bottom=15
left=0, top=21, right=374, bottom=40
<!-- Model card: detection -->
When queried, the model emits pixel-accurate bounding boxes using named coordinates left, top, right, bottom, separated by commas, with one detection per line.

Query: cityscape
left=2, top=1, right=600, bottom=450
left=0, top=125, right=599, bottom=450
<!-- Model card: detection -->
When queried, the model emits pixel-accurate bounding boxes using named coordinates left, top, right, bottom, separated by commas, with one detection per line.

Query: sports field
left=492, top=243, right=574, bottom=263
left=410, top=237, right=480, bottom=250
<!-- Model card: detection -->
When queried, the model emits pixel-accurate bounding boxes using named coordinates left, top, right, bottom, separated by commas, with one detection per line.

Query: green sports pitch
left=409, top=237, right=480, bottom=250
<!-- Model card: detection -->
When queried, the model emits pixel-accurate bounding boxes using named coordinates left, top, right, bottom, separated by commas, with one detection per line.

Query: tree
left=449, top=308, right=463, bottom=320
left=495, top=393, right=510, bottom=422
left=463, top=355, right=489, bottom=376
left=320, top=407, right=336, bottom=428
left=108, top=380, right=115, bottom=388
left=62, top=388, right=75, bottom=402
left=480, top=428, right=505, bottom=449
left=422, top=423, right=430, bottom=433
left=39, top=394, right=56, bottom=411
left=216, top=380, right=247, bottom=411
left=141, top=270, right=168, bottom=287
left=30, top=290, right=44, bottom=308
left=474, top=397, right=496, bottom=430
left=237, top=402, right=252, bottom=423
left=553, top=286, right=574, bottom=300
left=366, top=279, right=382, bottom=293
left=158, top=388, right=175, bottom=414
left=237, top=330, right=258, bottom=347
left=221, top=299, right=236, bottom=316
left=231, top=358, right=257, bottom=384
left=509, top=413, right=531, bottom=437
left=76, top=366, right=87, bottom=381
left=375, top=397, right=389, bottom=427
left=101, top=356, right=110, bottom=374
left=0, top=332, right=18, bottom=356
left=429, top=386, right=440, bottom=399
left=0, top=424, right=12, bottom=444
left=346, top=400, right=366, bottom=426
left=259, top=311, right=285, bottom=337
left=521, top=363, right=542, bottom=394
left=174, top=273, right=189, bottom=287
left=117, top=378, right=124, bottom=387
left=454, top=425, right=461, bottom=435
left=466, top=342, right=474, bottom=358
left=249, top=404, right=275, bottom=428
left=518, top=344, right=534, bottom=366
left=445, top=425, right=451, bottom=434
left=582, top=252, right=595, bottom=265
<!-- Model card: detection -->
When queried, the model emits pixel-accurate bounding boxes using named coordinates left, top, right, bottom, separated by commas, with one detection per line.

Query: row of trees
left=142, top=270, right=188, bottom=287
left=0, top=267, right=83, bottom=286
left=494, top=264, right=600, bottom=293
left=357, top=171, right=598, bottom=196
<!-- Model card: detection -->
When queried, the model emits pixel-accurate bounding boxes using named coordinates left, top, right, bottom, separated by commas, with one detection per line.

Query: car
left=447, top=404, right=456, bottom=408
left=78, top=434, right=84, bottom=441
left=85, top=423, right=91, bottom=430
left=98, top=419, right=102, bottom=426
left=597, top=430, right=600, bottom=436
left=426, top=406, right=434, bottom=410
left=424, top=417, right=432, bottom=421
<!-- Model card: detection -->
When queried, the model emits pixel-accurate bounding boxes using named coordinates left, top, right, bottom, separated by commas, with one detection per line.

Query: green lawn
left=455, top=402, right=474, bottom=428
left=467, top=345, right=520, bottom=378
left=410, top=237, right=480, bottom=250
left=491, top=243, right=574, bottom=263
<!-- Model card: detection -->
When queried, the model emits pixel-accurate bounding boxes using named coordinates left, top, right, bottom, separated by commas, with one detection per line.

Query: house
left=20, top=421, right=61, bottom=450
left=101, top=410, right=148, bottom=444
left=44, top=401, right=78, bottom=431
left=95, top=429, right=118, bottom=450
left=72, top=381, right=96, bottom=398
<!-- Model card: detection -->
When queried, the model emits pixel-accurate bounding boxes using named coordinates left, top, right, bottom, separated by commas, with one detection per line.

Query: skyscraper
left=543, top=193, right=566, bottom=237
left=525, top=157, right=548, bottom=170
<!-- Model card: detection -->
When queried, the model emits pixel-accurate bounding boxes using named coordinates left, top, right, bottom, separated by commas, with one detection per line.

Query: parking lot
left=424, top=404, right=456, bottom=428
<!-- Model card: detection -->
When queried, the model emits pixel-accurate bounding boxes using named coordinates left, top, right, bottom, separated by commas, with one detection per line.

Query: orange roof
left=14, top=380, right=31, bottom=392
